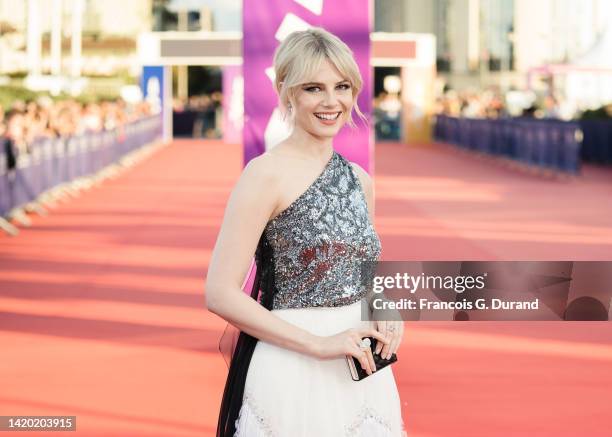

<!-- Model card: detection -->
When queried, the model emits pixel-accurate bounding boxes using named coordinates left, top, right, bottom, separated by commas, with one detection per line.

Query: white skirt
left=234, top=300, right=407, bottom=437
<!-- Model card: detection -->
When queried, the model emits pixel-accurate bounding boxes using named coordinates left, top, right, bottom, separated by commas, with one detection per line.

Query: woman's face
left=291, top=58, right=354, bottom=139
left=7, top=114, right=24, bottom=140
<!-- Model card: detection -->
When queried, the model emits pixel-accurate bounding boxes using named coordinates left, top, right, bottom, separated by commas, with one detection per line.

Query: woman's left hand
left=371, top=320, right=404, bottom=359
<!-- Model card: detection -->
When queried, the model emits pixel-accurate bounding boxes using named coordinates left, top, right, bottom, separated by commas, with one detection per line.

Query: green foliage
left=0, top=85, right=43, bottom=109
left=0, top=85, right=121, bottom=109
left=580, top=106, right=612, bottom=120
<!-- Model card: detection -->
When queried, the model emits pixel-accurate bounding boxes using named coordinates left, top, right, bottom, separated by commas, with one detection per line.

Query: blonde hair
left=273, top=27, right=367, bottom=129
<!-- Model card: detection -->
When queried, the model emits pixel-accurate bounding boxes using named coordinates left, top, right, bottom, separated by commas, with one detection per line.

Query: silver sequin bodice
left=262, top=151, right=382, bottom=310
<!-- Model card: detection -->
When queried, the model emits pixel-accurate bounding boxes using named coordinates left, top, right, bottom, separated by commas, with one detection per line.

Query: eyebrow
left=302, top=80, right=350, bottom=86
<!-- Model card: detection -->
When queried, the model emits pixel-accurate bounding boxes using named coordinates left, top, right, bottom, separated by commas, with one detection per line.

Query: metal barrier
left=0, top=115, right=163, bottom=235
left=579, top=119, right=612, bottom=165
left=434, top=115, right=583, bottom=174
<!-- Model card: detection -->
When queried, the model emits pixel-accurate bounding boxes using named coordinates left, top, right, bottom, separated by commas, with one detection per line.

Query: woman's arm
left=205, top=154, right=320, bottom=356
left=351, top=162, right=404, bottom=359
left=351, top=162, right=378, bottom=312
left=350, top=162, right=375, bottom=223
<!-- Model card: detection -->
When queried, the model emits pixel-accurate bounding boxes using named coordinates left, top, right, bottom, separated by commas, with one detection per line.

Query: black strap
left=216, top=233, right=275, bottom=436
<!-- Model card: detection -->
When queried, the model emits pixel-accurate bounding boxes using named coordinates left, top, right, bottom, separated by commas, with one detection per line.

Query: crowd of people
left=0, top=98, right=153, bottom=160
left=172, top=92, right=222, bottom=138
left=374, top=91, right=402, bottom=140
left=434, top=88, right=577, bottom=120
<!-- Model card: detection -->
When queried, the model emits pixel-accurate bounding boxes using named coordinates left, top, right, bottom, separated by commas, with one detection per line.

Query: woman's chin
left=310, top=127, right=341, bottom=139
left=311, top=121, right=345, bottom=136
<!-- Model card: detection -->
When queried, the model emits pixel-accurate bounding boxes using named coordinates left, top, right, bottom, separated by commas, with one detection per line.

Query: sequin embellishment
left=264, top=151, right=382, bottom=310
left=344, top=404, right=395, bottom=436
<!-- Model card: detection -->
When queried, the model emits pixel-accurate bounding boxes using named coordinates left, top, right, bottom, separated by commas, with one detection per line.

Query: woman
left=206, top=27, right=406, bottom=436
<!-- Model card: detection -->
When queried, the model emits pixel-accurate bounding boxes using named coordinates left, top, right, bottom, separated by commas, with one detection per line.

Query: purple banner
left=242, top=0, right=372, bottom=172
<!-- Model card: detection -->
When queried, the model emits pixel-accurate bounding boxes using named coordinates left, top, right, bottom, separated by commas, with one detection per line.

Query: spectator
left=434, top=86, right=577, bottom=120
left=0, top=104, right=5, bottom=137
left=172, top=93, right=223, bottom=138
left=1, top=109, right=25, bottom=169
left=0, top=96, right=152, bottom=156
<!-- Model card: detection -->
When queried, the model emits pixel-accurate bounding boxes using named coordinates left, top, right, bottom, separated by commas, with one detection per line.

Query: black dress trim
left=216, top=232, right=275, bottom=436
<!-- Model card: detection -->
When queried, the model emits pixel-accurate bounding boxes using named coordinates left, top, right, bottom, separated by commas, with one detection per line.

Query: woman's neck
left=285, top=128, right=334, bottom=161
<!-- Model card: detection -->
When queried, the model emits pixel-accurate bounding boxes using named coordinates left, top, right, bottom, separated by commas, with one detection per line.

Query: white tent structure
left=565, top=23, right=612, bottom=111
left=524, top=2, right=612, bottom=115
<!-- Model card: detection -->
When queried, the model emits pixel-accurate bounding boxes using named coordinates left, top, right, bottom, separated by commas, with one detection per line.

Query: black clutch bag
left=345, top=336, right=398, bottom=381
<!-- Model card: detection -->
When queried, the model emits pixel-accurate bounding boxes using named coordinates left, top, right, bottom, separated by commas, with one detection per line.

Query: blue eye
left=304, top=84, right=351, bottom=92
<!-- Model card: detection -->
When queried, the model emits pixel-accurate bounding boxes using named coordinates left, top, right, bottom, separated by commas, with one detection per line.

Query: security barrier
left=1, top=115, right=162, bottom=235
left=580, top=119, right=612, bottom=165
left=434, top=116, right=583, bottom=174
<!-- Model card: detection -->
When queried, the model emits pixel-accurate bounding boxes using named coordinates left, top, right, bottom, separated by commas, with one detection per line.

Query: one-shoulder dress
left=217, top=150, right=406, bottom=437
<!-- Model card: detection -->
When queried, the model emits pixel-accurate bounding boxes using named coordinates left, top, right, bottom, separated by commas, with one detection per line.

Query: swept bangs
left=273, top=27, right=367, bottom=129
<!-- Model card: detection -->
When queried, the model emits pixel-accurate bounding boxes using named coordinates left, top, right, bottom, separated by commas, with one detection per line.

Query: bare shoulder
left=227, top=153, right=283, bottom=214
left=349, top=161, right=375, bottom=218
left=242, top=153, right=276, bottom=179
left=240, top=152, right=281, bottom=186
left=349, top=162, right=373, bottom=191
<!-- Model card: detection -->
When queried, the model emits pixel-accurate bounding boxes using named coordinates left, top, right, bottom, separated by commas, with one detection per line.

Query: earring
left=287, top=103, right=292, bottom=112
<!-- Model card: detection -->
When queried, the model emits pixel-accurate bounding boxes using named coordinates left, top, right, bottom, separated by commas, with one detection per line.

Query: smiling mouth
left=314, top=112, right=342, bottom=120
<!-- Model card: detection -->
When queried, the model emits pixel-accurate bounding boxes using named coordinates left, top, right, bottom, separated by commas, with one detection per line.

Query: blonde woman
left=206, top=27, right=406, bottom=437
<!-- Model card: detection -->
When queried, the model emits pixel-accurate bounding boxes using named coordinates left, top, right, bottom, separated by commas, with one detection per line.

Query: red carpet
left=0, top=139, right=611, bottom=436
